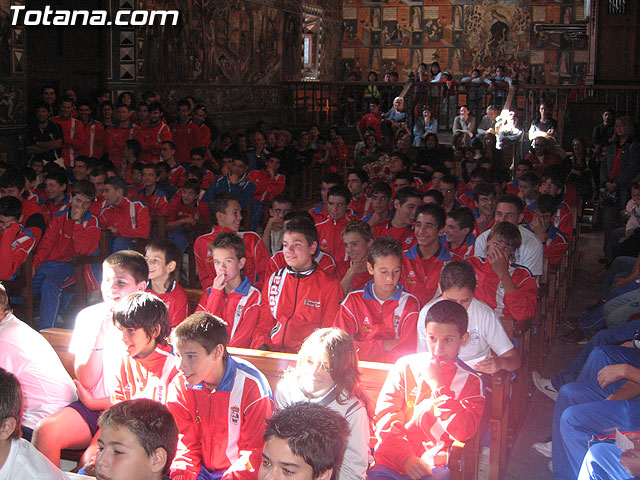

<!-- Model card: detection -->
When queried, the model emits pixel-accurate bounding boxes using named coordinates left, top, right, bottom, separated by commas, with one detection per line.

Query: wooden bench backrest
left=40, top=328, right=392, bottom=405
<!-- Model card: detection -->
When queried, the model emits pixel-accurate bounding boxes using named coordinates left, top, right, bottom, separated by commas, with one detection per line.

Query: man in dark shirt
left=593, top=108, right=615, bottom=156
left=25, top=103, right=63, bottom=165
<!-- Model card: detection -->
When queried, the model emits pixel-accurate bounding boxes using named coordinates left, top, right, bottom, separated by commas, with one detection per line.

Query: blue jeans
left=578, top=442, right=640, bottom=480
left=110, top=235, right=135, bottom=253
left=369, top=464, right=450, bottom=480
left=552, top=346, right=640, bottom=479
left=597, top=256, right=638, bottom=300
left=578, top=286, right=640, bottom=336
left=552, top=319, right=640, bottom=390
left=33, top=261, right=76, bottom=330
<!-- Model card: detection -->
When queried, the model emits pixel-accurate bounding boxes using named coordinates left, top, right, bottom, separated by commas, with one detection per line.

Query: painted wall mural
left=0, top=0, right=27, bottom=130
left=341, top=0, right=589, bottom=85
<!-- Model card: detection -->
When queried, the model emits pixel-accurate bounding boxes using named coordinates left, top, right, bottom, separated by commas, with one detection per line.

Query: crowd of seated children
left=336, top=237, right=420, bottom=362
left=168, top=312, right=273, bottom=480
left=32, top=250, right=148, bottom=466
left=194, top=192, right=268, bottom=290
left=274, top=328, right=372, bottom=480
left=196, top=232, right=262, bottom=348
left=145, top=239, right=189, bottom=328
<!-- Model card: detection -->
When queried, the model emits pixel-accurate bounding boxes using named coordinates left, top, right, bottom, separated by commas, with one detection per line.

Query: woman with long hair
left=275, top=328, right=372, bottom=480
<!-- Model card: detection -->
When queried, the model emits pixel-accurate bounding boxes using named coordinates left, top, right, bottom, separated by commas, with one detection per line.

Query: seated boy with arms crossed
left=168, top=312, right=273, bottom=480
left=196, top=232, right=262, bottom=348
left=95, top=399, right=179, bottom=480
left=0, top=368, right=64, bottom=479
left=33, top=250, right=148, bottom=466
left=370, top=300, right=485, bottom=480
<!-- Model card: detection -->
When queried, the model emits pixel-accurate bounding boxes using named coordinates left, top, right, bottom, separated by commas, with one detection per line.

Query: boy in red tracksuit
left=131, top=164, right=169, bottom=216
left=192, top=105, right=212, bottom=162
left=334, top=237, right=419, bottom=362
left=347, top=168, right=371, bottom=219
left=369, top=300, right=485, bottom=480
left=32, top=181, right=100, bottom=330
left=308, top=172, right=343, bottom=223
left=315, top=185, right=356, bottom=262
left=105, top=105, right=135, bottom=170
left=41, top=171, right=71, bottom=223
left=0, top=196, right=36, bottom=281
left=466, top=222, right=538, bottom=323
left=169, top=100, right=202, bottom=166
left=167, top=179, right=209, bottom=254
left=373, top=186, right=422, bottom=249
left=189, top=148, right=217, bottom=190
left=50, top=97, right=84, bottom=167
left=0, top=171, right=47, bottom=245
left=145, top=240, right=189, bottom=329
left=247, top=155, right=285, bottom=231
left=196, top=233, right=262, bottom=348
left=161, top=141, right=187, bottom=187
left=99, top=176, right=151, bottom=253
left=193, top=192, right=268, bottom=290
left=539, top=167, right=573, bottom=240
left=252, top=217, right=343, bottom=353
left=76, top=100, right=105, bottom=159
left=168, top=312, right=273, bottom=480
left=401, top=204, right=452, bottom=307
left=134, top=102, right=172, bottom=164
left=444, top=207, right=476, bottom=261
left=526, top=194, right=569, bottom=267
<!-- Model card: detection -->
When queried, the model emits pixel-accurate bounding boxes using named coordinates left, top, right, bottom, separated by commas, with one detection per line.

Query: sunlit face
left=475, top=194, right=497, bottom=217
left=96, top=425, right=161, bottom=480
left=297, top=345, right=335, bottom=398
left=441, top=286, right=474, bottom=311
left=495, top=202, right=522, bottom=225
left=415, top=212, right=441, bottom=247
left=425, top=320, right=468, bottom=360
left=459, top=106, right=469, bottom=117
left=327, top=195, right=348, bottom=219
left=72, top=193, right=93, bottom=214
left=282, top=232, right=316, bottom=271
left=347, top=174, right=365, bottom=197
left=371, top=192, right=390, bottom=214
left=101, top=263, right=145, bottom=306
left=389, top=155, right=404, bottom=174
left=44, top=179, right=66, bottom=201
left=104, top=184, right=123, bottom=206
left=145, top=248, right=175, bottom=283
left=270, top=201, right=292, bottom=221
left=212, top=246, right=245, bottom=283
left=394, top=196, right=422, bottom=225
left=142, top=168, right=158, bottom=187
left=175, top=340, right=223, bottom=387
left=260, top=437, right=318, bottom=480
left=444, top=217, right=467, bottom=246
left=393, top=98, right=404, bottom=112
left=367, top=254, right=401, bottom=298
left=117, top=325, right=157, bottom=358
left=343, top=232, right=371, bottom=263
left=539, top=178, right=560, bottom=196
left=217, top=200, right=242, bottom=232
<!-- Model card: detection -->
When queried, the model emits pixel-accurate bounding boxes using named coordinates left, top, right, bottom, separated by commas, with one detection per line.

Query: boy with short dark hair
left=262, top=193, right=293, bottom=255
left=527, top=193, right=569, bottom=266
left=402, top=204, right=452, bottom=307
left=41, top=170, right=71, bottom=222
left=196, top=232, right=262, bottom=348
left=472, top=182, right=497, bottom=235
left=444, top=207, right=476, bottom=260
left=202, top=155, right=256, bottom=209
left=189, top=147, right=216, bottom=190
left=100, top=176, right=151, bottom=252
left=518, top=171, right=540, bottom=222
left=135, top=102, right=171, bottom=164
left=363, top=181, right=392, bottom=227
left=32, top=180, right=100, bottom=330
left=132, top=164, right=169, bottom=217
left=538, top=166, right=573, bottom=240
left=160, top=141, right=187, bottom=187
left=0, top=368, right=65, bottom=479
left=315, top=185, right=354, bottom=262
left=0, top=196, right=36, bottom=280
left=166, top=178, right=209, bottom=253
left=373, top=186, right=422, bottom=248
left=347, top=168, right=371, bottom=218
left=95, top=399, right=179, bottom=480
left=193, top=192, right=268, bottom=289
left=253, top=217, right=343, bottom=352
left=467, top=222, right=538, bottom=323
left=168, top=312, right=274, bottom=480
left=309, top=172, right=343, bottom=223
left=439, top=174, right=463, bottom=213
left=335, top=236, right=419, bottom=362
left=145, top=239, right=189, bottom=328
left=260, top=402, right=350, bottom=480
left=370, top=300, right=485, bottom=480
left=458, top=167, right=486, bottom=209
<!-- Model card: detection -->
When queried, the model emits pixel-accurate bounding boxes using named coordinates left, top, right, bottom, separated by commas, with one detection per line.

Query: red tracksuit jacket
left=373, top=220, right=416, bottom=249
left=350, top=194, right=372, bottom=219
left=33, top=208, right=100, bottom=270
left=265, top=248, right=336, bottom=282
left=146, top=281, right=189, bottom=328
left=194, top=227, right=268, bottom=290
left=167, top=356, right=273, bottom=480
left=51, top=116, right=84, bottom=166
left=78, top=119, right=106, bottom=159
left=134, top=122, right=172, bottom=163
left=0, top=223, right=35, bottom=281
left=401, top=244, right=452, bottom=307
left=246, top=170, right=285, bottom=202
left=334, top=281, right=419, bottom=362
left=315, top=215, right=353, bottom=262
left=196, top=276, right=262, bottom=348
left=374, top=353, right=485, bottom=471
left=252, top=265, right=343, bottom=352
left=21, top=197, right=46, bottom=244
left=167, top=195, right=209, bottom=225
left=335, top=260, right=372, bottom=292
left=99, top=198, right=151, bottom=239
left=106, top=122, right=134, bottom=169
left=466, top=256, right=538, bottom=322
left=132, top=186, right=169, bottom=216
left=169, top=120, right=202, bottom=165
left=41, top=194, right=71, bottom=224
left=169, top=163, right=188, bottom=188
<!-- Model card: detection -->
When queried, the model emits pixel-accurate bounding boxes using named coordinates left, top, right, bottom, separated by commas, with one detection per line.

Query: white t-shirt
left=0, top=314, right=76, bottom=429
left=417, top=297, right=514, bottom=369
left=473, top=224, right=543, bottom=276
left=69, top=302, right=125, bottom=399
left=0, top=438, right=65, bottom=479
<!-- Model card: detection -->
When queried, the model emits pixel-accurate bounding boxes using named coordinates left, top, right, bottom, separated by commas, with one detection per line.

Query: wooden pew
left=40, top=328, right=473, bottom=479
left=4, top=252, right=34, bottom=327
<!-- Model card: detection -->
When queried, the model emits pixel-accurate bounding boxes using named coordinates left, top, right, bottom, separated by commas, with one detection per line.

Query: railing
left=281, top=81, right=640, bottom=150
